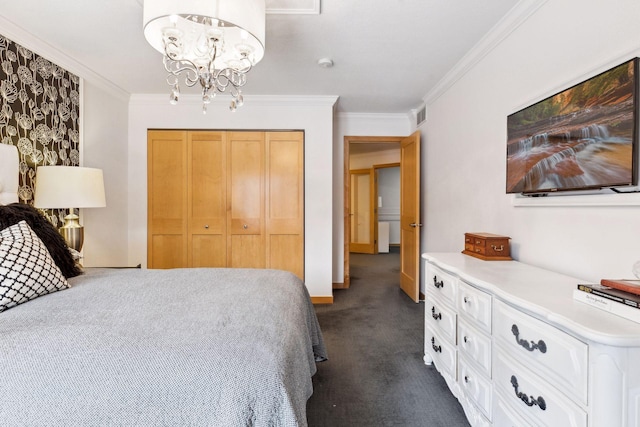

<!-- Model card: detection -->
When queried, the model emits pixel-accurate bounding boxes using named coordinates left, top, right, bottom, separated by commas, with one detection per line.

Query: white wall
left=349, top=150, right=401, bottom=245
left=82, top=82, right=129, bottom=267
left=349, top=149, right=400, bottom=169
left=422, top=0, right=640, bottom=283
left=333, top=113, right=411, bottom=283
left=378, top=166, right=401, bottom=244
left=128, top=95, right=337, bottom=298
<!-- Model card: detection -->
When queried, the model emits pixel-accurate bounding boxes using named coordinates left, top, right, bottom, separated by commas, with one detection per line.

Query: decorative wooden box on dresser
left=423, top=252, right=640, bottom=427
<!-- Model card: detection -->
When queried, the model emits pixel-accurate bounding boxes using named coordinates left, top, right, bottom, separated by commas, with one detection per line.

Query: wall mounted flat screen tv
left=506, top=58, right=639, bottom=194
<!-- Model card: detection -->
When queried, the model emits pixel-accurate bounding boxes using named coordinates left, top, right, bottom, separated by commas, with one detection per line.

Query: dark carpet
left=307, top=249, right=470, bottom=427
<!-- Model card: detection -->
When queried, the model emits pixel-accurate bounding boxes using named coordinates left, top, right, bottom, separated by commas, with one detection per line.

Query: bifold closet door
left=227, top=131, right=266, bottom=269
left=148, top=130, right=304, bottom=278
left=266, top=132, right=304, bottom=280
left=147, top=130, right=188, bottom=269
left=188, top=131, right=227, bottom=267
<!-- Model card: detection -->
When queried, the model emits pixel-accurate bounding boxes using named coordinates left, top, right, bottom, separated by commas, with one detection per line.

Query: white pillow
left=0, top=220, right=69, bottom=312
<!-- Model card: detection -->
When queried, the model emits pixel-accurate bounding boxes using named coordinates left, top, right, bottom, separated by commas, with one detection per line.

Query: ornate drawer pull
left=433, top=276, right=444, bottom=289
left=511, top=375, right=546, bottom=410
left=464, top=375, right=470, bottom=383
left=463, top=296, right=470, bottom=304
left=431, top=306, right=442, bottom=320
left=463, top=336, right=469, bottom=343
left=511, top=324, right=547, bottom=353
left=431, top=337, right=442, bottom=353
left=491, top=244, right=504, bottom=252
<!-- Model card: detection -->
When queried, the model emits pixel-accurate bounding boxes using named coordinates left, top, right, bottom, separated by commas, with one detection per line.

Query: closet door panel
left=148, top=130, right=188, bottom=269
left=266, top=132, right=304, bottom=279
left=228, top=132, right=265, bottom=268
left=150, top=235, right=184, bottom=269
left=269, top=235, right=304, bottom=279
left=188, top=132, right=227, bottom=267
left=191, top=235, right=226, bottom=268
left=230, top=235, right=264, bottom=269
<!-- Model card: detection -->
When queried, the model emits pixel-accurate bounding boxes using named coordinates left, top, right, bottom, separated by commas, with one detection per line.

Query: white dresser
left=423, top=253, right=640, bottom=427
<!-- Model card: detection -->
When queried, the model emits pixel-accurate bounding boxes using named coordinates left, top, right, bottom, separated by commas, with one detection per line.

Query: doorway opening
left=342, top=132, right=421, bottom=302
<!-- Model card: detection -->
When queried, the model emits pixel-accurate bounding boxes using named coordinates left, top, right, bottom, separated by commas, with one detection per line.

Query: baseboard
left=311, top=296, right=334, bottom=304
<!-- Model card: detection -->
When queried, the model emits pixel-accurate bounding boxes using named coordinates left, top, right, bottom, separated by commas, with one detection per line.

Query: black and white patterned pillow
left=0, top=220, right=69, bottom=313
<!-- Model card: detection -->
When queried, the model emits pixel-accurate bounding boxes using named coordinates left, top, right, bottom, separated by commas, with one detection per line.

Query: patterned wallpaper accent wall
left=0, top=33, right=80, bottom=226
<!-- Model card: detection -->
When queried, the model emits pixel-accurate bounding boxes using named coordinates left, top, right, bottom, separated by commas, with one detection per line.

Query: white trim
left=511, top=192, right=640, bottom=207
left=129, top=93, right=338, bottom=108
left=266, top=0, right=320, bottom=14
left=337, top=112, right=412, bottom=123
left=0, top=14, right=129, bottom=102
left=424, top=0, right=547, bottom=106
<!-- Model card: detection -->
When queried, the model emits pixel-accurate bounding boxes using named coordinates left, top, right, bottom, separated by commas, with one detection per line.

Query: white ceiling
left=0, top=0, right=518, bottom=113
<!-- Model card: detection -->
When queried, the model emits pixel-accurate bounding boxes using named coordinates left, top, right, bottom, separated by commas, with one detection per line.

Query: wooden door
left=227, top=131, right=265, bottom=269
left=265, top=131, right=304, bottom=279
left=400, top=131, right=421, bottom=302
left=349, top=168, right=376, bottom=254
left=148, top=130, right=304, bottom=274
left=188, top=131, right=227, bottom=267
left=148, top=130, right=188, bottom=269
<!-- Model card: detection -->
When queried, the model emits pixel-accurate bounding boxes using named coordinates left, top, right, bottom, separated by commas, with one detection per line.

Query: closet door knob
left=243, top=224, right=248, bottom=229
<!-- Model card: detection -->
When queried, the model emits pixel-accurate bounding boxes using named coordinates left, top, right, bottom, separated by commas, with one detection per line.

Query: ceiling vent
left=416, top=105, right=426, bottom=126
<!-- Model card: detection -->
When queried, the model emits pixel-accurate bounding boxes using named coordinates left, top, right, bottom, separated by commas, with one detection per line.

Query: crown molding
left=129, top=94, right=338, bottom=108
left=424, top=0, right=547, bottom=106
left=266, top=0, right=320, bottom=15
left=0, top=14, right=129, bottom=102
left=337, top=112, right=411, bottom=122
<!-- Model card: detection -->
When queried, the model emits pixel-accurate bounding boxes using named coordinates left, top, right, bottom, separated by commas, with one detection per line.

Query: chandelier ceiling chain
left=143, top=0, right=266, bottom=113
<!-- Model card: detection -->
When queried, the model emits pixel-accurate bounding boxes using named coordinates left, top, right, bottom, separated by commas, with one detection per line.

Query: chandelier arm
left=235, top=56, right=254, bottom=74
left=163, top=56, right=201, bottom=86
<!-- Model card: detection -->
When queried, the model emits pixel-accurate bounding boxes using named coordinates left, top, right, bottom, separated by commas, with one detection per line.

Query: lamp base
left=59, top=211, right=84, bottom=252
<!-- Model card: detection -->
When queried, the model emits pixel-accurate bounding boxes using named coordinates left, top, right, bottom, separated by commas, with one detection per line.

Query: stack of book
left=573, top=279, right=640, bottom=324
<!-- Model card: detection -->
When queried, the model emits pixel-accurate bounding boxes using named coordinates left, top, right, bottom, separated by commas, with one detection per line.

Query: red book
left=600, top=279, right=640, bottom=296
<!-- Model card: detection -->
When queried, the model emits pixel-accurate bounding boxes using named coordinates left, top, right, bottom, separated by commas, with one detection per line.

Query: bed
left=0, top=143, right=326, bottom=426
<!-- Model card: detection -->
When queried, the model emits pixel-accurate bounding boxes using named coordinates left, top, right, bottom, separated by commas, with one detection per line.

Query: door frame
left=343, top=135, right=406, bottom=289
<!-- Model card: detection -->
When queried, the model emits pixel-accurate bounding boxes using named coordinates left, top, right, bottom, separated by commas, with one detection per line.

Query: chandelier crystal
left=143, top=0, right=265, bottom=113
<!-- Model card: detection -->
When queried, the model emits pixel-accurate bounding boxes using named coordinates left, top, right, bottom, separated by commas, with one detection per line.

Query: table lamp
left=34, top=166, right=106, bottom=252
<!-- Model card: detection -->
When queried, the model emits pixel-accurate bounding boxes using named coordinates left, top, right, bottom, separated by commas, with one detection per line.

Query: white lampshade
left=143, top=0, right=266, bottom=67
left=34, top=166, right=106, bottom=209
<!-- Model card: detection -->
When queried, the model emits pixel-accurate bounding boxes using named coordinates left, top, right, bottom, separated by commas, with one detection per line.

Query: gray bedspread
left=0, top=267, right=326, bottom=426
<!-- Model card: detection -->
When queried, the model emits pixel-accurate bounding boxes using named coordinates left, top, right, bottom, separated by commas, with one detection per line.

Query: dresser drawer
left=458, top=319, right=491, bottom=377
left=459, top=357, right=492, bottom=421
left=494, top=351, right=587, bottom=427
left=494, top=396, right=534, bottom=427
left=426, top=264, right=457, bottom=305
left=458, top=280, right=492, bottom=334
left=426, top=297, right=457, bottom=344
left=426, top=329, right=457, bottom=379
left=493, top=300, right=588, bottom=404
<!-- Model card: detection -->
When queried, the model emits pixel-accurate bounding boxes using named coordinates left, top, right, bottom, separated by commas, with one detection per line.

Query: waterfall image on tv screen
left=506, top=58, right=638, bottom=194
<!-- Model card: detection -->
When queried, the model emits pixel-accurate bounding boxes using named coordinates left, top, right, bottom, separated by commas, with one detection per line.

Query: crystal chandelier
left=143, top=0, right=265, bottom=113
